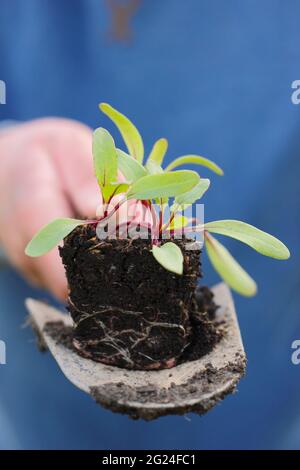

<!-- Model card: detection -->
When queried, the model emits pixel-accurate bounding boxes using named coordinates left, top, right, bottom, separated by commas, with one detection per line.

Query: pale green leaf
left=100, top=102, right=144, bottom=163
left=165, top=154, right=224, bottom=175
left=25, top=218, right=85, bottom=258
left=205, top=220, right=290, bottom=260
left=145, top=159, right=164, bottom=175
left=205, top=234, right=257, bottom=296
left=145, top=159, right=166, bottom=204
left=172, top=178, right=210, bottom=210
left=165, top=215, right=189, bottom=231
left=147, top=138, right=168, bottom=166
left=102, top=182, right=130, bottom=203
left=117, top=149, right=147, bottom=182
left=93, top=127, right=117, bottom=187
left=127, top=170, right=200, bottom=201
left=152, top=242, right=184, bottom=275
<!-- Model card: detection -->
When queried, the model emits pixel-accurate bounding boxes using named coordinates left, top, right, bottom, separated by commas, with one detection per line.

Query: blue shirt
left=0, top=0, right=299, bottom=450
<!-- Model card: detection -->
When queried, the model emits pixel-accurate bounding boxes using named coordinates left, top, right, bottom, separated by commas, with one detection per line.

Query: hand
left=0, top=118, right=100, bottom=300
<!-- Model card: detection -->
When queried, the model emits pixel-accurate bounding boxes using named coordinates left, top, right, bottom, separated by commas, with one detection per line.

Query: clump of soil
left=59, top=224, right=221, bottom=370
left=195, top=286, right=219, bottom=319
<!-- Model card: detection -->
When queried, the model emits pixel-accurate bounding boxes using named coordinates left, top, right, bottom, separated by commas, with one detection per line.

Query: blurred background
left=0, top=0, right=299, bottom=450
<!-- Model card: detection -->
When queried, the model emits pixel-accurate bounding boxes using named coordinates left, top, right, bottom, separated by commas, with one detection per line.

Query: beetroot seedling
left=25, top=103, right=290, bottom=371
left=26, top=102, right=289, bottom=295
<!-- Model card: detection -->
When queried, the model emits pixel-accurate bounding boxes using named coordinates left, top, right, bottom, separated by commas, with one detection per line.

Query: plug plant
left=26, top=103, right=290, bottom=296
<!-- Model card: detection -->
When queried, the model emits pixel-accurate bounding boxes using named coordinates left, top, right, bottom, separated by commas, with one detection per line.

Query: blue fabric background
left=0, top=0, right=299, bottom=449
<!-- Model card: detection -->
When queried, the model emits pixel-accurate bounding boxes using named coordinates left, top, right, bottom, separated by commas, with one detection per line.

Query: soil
left=90, top=360, right=245, bottom=420
left=41, top=316, right=242, bottom=420
left=59, top=224, right=220, bottom=370
left=195, top=285, right=219, bottom=319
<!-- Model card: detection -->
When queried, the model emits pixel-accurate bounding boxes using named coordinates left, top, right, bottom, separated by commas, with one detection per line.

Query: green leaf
left=100, top=102, right=144, bottom=163
left=165, top=215, right=189, bottom=231
left=102, top=182, right=130, bottom=203
left=152, top=242, right=184, bottom=275
left=117, top=149, right=147, bottom=183
left=165, top=154, right=224, bottom=175
left=144, top=159, right=166, bottom=204
left=147, top=138, right=168, bottom=166
left=93, top=127, right=117, bottom=187
left=204, top=220, right=290, bottom=260
left=205, top=234, right=257, bottom=297
left=127, top=170, right=200, bottom=201
left=145, top=159, right=164, bottom=175
left=172, top=178, right=210, bottom=210
left=25, top=218, right=85, bottom=258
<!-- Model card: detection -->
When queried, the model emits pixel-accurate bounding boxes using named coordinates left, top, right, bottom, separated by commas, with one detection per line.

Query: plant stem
left=97, top=197, right=128, bottom=226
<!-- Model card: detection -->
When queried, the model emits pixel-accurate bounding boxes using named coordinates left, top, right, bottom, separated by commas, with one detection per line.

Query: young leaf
left=165, top=154, right=224, bottom=175
left=205, top=234, right=257, bottom=297
left=165, top=215, right=189, bottom=231
left=144, top=160, right=166, bottom=205
left=145, top=159, right=164, bottom=175
left=204, top=220, right=290, bottom=260
left=93, top=127, right=117, bottom=187
left=172, top=178, right=210, bottom=210
left=117, top=149, right=147, bottom=182
left=25, top=218, right=85, bottom=258
left=100, top=102, right=144, bottom=163
left=147, top=138, right=168, bottom=166
left=152, top=242, right=184, bottom=275
left=102, top=182, right=130, bottom=203
left=127, top=170, right=200, bottom=201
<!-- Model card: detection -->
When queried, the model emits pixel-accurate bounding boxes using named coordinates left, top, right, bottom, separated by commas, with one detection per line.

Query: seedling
left=25, top=103, right=290, bottom=296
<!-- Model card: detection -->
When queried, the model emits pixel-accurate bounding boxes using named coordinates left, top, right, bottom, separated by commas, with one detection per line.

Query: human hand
left=0, top=118, right=100, bottom=300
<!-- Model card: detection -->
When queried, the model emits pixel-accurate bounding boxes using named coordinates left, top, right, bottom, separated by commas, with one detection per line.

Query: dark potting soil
left=90, top=361, right=245, bottom=420
left=195, top=285, right=219, bottom=320
left=44, top=298, right=222, bottom=365
left=59, top=224, right=221, bottom=370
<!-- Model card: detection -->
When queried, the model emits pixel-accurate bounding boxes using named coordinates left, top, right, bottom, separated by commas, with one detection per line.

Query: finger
left=16, top=255, right=64, bottom=297
left=33, top=251, right=68, bottom=301
left=50, top=122, right=101, bottom=218
left=15, top=148, right=72, bottom=300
